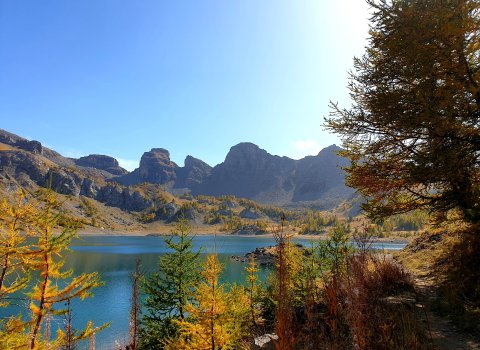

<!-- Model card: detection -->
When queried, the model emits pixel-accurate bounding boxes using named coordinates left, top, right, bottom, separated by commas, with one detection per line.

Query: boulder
left=254, top=334, right=278, bottom=349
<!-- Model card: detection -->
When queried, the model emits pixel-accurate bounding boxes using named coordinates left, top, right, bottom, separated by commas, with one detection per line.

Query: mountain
left=0, top=129, right=154, bottom=212
left=110, top=141, right=353, bottom=208
left=292, top=145, right=354, bottom=207
left=194, top=142, right=296, bottom=203
left=192, top=143, right=354, bottom=208
left=0, top=128, right=354, bottom=210
left=114, top=149, right=212, bottom=189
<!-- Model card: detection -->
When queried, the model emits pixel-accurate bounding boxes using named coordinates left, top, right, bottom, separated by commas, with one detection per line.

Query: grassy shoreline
left=76, top=225, right=410, bottom=244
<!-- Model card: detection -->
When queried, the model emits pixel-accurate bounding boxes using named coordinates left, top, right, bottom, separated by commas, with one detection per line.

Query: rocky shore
left=231, top=243, right=306, bottom=266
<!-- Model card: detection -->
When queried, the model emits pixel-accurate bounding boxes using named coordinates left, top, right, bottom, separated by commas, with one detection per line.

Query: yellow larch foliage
left=25, top=190, right=104, bottom=350
left=245, top=256, right=262, bottom=329
left=0, top=191, right=35, bottom=306
left=165, top=254, right=249, bottom=350
left=0, top=191, right=37, bottom=348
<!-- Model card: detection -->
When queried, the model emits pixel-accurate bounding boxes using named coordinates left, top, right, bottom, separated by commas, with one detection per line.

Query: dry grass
left=0, top=142, right=16, bottom=151
left=395, top=225, right=480, bottom=340
left=433, top=226, right=480, bottom=336
left=321, top=254, right=427, bottom=349
left=394, top=231, right=448, bottom=277
left=287, top=246, right=429, bottom=350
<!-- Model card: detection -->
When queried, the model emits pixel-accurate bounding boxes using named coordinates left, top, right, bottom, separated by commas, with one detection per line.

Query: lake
left=0, top=235, right=406, bottom=349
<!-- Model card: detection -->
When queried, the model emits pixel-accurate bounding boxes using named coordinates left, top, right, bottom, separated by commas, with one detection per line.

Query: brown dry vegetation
left=0, top=142, right=16, bottom=151
left=396, top=225, right=480, bottom=349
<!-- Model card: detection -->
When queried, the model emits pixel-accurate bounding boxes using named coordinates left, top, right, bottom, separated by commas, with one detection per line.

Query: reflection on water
left=0, top=235, right=405, bottom=349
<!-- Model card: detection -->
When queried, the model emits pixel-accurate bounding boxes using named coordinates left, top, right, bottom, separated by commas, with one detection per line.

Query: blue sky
left=0, top=0, right=370, bottom=170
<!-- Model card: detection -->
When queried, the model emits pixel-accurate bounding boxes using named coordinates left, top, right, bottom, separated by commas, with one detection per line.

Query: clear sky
left=0, top=0, right=370, bottom=170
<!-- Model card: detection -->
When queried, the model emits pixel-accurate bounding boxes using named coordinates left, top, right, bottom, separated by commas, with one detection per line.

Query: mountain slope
left=192, top=143, right=354, bottom=208
left=0, top=129, right=354, bottom=209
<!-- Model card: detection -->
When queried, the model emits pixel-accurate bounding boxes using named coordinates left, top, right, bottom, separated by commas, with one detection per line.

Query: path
left=414, top=273, right=480, bottom=350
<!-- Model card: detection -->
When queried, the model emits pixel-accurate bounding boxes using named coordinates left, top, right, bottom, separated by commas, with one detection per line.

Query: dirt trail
left=414, top=274, right=480, bottom=350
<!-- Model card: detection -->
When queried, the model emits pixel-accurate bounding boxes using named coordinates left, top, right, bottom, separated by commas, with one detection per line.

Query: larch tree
left=245, top=256, right=262, bottom=330
left=326, top=0, right=480, bottom=224
left=166, top=254, right=247, bottom=350
left=0, top=191, right=34, bottom=306
left=0, top=191, right=36, bottom=349
left=140, top=219, right=200, bottom=349
left=129, top=258, right=143, bottom=350
left=27, top=190, right=104, bottom=349
left=272, top=216, right=298, bottom=350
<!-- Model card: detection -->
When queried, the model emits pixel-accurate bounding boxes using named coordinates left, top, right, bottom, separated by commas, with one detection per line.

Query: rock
left=241, top=243, right=307, bottom=266
left=244, top=246, right=277, bottom=266
left=239, top=208, right=264, bottom=219
left=217, top=208, right=233, bottom=216
left=76, top=154, right=128, bottom=176
left=0, top=129, right=43, bottom=155
left=293, top=145, right=351, bottom=203
left=44, top=169, right=82, bottom=196
left=22, top=140, right=43, bottom=155
left=222, top=199, right=237, bottom=208
left=138, top=148, right=176, bottom=183
left=0, top=129, right=22, bottom=147
left=123, top=188, right=152, bottom=211
left=232, top=224, right=266, bottom=235
left=254, top=334, right=278, bottom=349
left=0, top=151, right=48, bottom=183
left=114, top=151, right=212, bottom=191
left=95, top=184, right=152, bottom=211
left=80, top=178, right=99, bottom=197
left=157, top=202, right=180, bottom=220
left=0, top=128, right=355, bottom=210
left=171, top=206, right=202, bottom=224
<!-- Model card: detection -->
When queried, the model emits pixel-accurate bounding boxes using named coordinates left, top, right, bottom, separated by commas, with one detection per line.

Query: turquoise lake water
left=0, top=235, right=406, bottom=349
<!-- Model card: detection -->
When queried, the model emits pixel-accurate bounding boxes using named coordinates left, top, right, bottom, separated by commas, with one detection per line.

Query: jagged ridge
left=0, top=129, right=354, bottom=210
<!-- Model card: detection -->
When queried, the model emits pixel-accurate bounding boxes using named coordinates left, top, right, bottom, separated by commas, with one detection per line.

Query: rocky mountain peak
left=0, top=128, right=353, bottom=209
left=317, top=144, right=342, bottom=156
left=136, top=148, right=177, bottom=184
left=149, top=148, right=170, bottom=158
left=75, top=154, right=128, bottom=176
left=227, top=142, right=263, bottom=155
left=175, top=155, right=212, bottom=189
left=184, top=155, right=207, bottom=168
left=0, top=129, right=44, bottom=155
left=224, top=142, right=270, bottom=167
